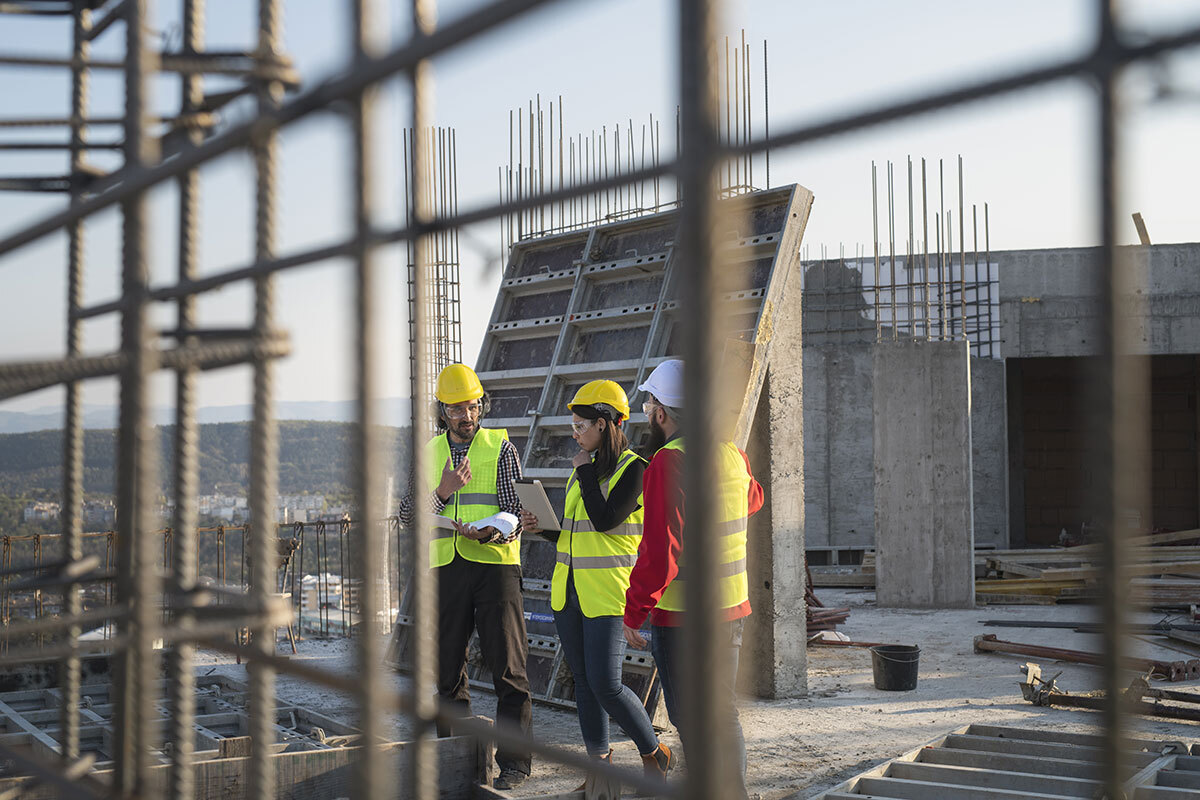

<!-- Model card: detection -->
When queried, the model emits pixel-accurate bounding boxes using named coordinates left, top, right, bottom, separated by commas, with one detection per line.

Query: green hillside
left=0, top=420, right=408, bottom=498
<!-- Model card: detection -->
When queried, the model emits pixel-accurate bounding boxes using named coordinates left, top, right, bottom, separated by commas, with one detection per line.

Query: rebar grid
left=0, top=0, right=1191, bottom=797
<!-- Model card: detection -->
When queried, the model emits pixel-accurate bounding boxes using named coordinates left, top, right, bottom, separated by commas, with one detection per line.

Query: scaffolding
left=0, top=0, right=1195, bottom=798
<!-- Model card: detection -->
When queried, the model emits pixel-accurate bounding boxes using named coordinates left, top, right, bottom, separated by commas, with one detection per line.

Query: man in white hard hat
left=622, top=359, right=763, bottom=799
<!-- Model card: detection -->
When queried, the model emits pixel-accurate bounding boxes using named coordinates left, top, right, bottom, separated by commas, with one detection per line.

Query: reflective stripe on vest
left=551, top=449, right=646, bottom=617
left=655, top=438, right=751, bottom=613
left=424, top=427, right=519, bottom=568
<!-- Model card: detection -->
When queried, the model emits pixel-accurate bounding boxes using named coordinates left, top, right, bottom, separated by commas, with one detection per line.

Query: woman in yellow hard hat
left=520, top=379, right=673, bottom=782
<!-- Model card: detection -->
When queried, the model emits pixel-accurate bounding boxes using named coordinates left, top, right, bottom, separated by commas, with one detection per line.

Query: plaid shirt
left=398, top=433, right=523, bottom=544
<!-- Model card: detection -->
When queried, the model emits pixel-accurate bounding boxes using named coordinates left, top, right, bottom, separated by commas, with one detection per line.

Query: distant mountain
left=0, top=398, right=413, bottom=434
left=0, top=420, right=408, bottom=497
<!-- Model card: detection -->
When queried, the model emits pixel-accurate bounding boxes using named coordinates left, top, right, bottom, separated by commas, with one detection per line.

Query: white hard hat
left=638, top=359, right=685, bottom=408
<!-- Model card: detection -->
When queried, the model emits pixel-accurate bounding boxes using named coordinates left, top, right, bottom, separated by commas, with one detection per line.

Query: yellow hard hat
left=436, top=363, right=484, bottom=405
left=568, top=379, right=630, bottom=422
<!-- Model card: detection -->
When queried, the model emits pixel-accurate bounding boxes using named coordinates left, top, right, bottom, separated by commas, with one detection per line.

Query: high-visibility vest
left=551, top=450, right=646, bottom=617
left=656, top=438, right=750, bottom=613
left=425, top=427, right=520, bottom=568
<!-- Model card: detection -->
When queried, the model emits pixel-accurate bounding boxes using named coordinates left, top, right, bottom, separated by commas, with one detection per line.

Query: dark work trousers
left=651, top=618, right=747, bottom=798
left=435, top=553, right=533, bottom=776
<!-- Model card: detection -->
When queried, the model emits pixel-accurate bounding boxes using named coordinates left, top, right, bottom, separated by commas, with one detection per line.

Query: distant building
left=23, top=502, right=60, bottom=522
left=299, top=573, right=343, bottom=612
left=82, top=500, right=116, bottom=529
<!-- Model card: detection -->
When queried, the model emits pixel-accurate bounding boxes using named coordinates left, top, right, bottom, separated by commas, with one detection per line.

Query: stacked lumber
left=808, top=551, right=876, bottom=588
left=976, top=528, right=1200, bottom=606
left=805, top=565, right=850, bottom=633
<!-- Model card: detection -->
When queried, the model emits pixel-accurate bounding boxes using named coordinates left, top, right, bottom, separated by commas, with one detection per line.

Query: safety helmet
left=637, top=359, right=684, bottom=408
left=568, top=379, right=631, bottom=423
left=436, top=363, right=484, bottom=405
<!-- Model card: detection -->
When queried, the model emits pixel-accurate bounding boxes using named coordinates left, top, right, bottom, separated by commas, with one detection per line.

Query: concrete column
left=743, top=369, right=807, bottom=699
left=874, top=340, right=974, bottom=608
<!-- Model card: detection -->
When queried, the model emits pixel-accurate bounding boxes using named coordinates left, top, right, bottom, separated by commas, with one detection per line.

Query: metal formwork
left=0, top=0, right=1196, bottom=799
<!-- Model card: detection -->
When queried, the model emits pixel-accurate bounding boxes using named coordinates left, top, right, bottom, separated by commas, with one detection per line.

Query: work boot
left=493, top=768, right=527, bottom=791
left=641, top=742, right=674, bottom=782
left=575, top=748, right=613, bottom=791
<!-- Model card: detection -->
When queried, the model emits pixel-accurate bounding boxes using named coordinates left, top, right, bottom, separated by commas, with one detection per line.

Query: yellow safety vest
left=425, top=427, right=520, bottom=568
left=656, top=438, right=750, bottom=613
left=551, top=450, right=646, bottom=617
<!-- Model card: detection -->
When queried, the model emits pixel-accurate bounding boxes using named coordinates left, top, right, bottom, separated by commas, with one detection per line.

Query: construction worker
left=519, top=380, right=673, bottom=786
left=397, top=363, right=533, bottom=791
left=622, top=359, right=764, bottom=799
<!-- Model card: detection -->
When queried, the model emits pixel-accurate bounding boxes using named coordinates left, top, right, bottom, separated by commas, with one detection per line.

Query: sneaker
left=641, top=742, right=674, bottom=781
left=493, top=768, right=528, bottom=791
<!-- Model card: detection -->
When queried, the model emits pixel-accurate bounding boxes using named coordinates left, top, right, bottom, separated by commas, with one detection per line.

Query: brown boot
left=575, top=748, right=612, bottom=791
left=641, top=742, right=674, bottom=782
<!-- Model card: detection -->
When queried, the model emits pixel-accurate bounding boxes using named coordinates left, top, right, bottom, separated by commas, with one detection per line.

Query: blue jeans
left=554, top=584, right=659, bottom=756
left=651, top=619, right=747, bottom=792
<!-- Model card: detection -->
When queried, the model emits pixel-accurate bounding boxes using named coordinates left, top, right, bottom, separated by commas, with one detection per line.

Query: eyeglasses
left=642, top=401, right=660, bottom=418
left=570, top=419, right=595, bottom=434
left=444, top=403, right=482, bottom=419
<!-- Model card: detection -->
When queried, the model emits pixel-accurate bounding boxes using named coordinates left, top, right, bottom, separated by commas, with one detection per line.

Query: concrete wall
left=874, top=340, right=975, bottom=608
left=802, top=343, right=1007, bottom=552
left=997, top=243, right=1200, bottom=359
left=801, top=344, right=875, bottom=550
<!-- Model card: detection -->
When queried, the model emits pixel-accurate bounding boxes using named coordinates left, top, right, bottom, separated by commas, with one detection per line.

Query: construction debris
left=974, top=633, right=1196, bottom=682
left=806, top=565, right=850, bottom=634
left=1020, top=661, right=1200, bottom=725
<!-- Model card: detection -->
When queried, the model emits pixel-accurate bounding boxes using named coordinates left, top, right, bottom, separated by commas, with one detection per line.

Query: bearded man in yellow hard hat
left=397, top=363, right=533, bottom=790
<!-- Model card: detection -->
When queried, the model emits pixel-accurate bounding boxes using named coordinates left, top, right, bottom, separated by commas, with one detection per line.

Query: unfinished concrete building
left=803, top=242, right=1200, bottom=573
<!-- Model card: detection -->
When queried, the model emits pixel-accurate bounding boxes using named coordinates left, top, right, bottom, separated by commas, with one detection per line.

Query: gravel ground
left=192, top=590, right=1200, bottom=798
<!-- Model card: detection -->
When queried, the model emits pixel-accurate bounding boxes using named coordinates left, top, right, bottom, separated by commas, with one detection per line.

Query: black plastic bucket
left=870, top=645, right=920, bottom=691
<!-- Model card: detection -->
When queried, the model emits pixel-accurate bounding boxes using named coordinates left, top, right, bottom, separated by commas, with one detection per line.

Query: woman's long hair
left=571, top=404, right=628, bottom=481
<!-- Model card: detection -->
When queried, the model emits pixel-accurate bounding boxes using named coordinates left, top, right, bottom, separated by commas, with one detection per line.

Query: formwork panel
left=509, top=236, right=588, bottom=277
left=502, top=289, right=573, bottom=322
left=592, top=222, right=675, bottom=262
left=487, top=336, right=559, bottom=371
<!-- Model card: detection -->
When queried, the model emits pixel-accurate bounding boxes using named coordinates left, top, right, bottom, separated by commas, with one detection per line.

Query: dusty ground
left=194, top=589, right=1200, bottom=798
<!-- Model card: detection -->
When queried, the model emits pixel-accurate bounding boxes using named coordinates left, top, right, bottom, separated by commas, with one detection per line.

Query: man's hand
left=519, top=510, right=541, bottom=533
left=623, top=624, right=648, bottom=649
left=437, top=455, right=471, bottom=500
left=571, top=448, right=592, bottom=469
left=452, top=521, right=497, bottom=541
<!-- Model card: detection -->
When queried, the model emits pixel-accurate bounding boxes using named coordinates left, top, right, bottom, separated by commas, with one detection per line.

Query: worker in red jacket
left=622, top=359, right=764, bottom=799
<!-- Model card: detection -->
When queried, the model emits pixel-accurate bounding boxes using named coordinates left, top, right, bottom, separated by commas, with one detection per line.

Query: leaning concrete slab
left=873, top=340, right=974, bottom=608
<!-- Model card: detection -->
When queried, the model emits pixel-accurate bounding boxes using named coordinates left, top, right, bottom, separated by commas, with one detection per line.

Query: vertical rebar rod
left=679, top=2, right=730, bottom=799
left=248, top=0, right=284, bottom=795
left=167, top=0, right=205, bottom=796
left=409, top=0, right=438, bottom=796
left=985, top=203, right=992, bottom=356
left=351, top=0, right=385, bottom=794
left=763, top=39, right=769, bottom=190
left=724, top=36, right=731, bottom=189
left=732, top=44, right=740, bottom=189
left=59, top=0, right=91, bottom=765
left=559, top=96, right=565, bottom=227
left=922, top=157, right=930, bottom=339
left=113, top=0, right=159, bottom=792
left=958, top=154, right=966, bottom=342
left=939, top=158, right=947, bottom=339
left=872, top=162, right=880, bottom=341
left=888, top=160, right=896, bottom=341
left=946, top=211, right=953, bottom=337
left=744, top=32, right=751, bottom=189
left=907, top=156, right=914, bottom=339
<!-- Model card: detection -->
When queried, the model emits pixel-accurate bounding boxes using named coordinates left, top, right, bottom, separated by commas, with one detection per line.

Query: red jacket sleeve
left=623, top=448, right=684, bottom=629
left=740, top=448, right=764, bottom=516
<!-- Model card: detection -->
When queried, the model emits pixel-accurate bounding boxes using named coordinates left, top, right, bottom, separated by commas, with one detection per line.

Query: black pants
left=436, top=554, right=532, bottom=775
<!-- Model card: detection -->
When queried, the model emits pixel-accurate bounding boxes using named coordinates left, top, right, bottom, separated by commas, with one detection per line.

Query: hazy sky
left=1, top=0, right=1198, bottom=414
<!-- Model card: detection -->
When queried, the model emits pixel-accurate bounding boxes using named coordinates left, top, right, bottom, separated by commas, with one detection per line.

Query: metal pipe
left=974, top=635, right=1184, bottom=681
left=678, top=2, right=731, bottom=799
left=167, top=0, right=204, bottom=795
left=408, top=0, right=438, bottom=796
left=58, top=0, right=90, bottom=765
left=112, top=0, right=159, bottom=793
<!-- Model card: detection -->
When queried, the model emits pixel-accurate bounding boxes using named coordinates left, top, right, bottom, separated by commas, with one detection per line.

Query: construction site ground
left=194, top=588, right=1200, bottom=799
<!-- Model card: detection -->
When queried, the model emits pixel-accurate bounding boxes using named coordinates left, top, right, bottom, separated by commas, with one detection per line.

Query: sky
left=1, top=0, right=1198, bottom=416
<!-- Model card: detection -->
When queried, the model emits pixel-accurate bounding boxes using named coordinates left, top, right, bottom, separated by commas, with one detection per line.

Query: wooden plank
left=1043, top=562, right=1200, bottom=581
left=976, top=593, right=1058, bottom=606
